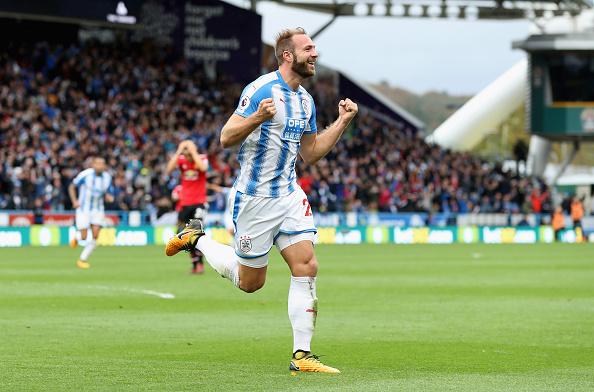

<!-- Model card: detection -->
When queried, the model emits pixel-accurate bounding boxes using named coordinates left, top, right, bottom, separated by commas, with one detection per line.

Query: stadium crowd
left=0, top=41, right=552, bottom=216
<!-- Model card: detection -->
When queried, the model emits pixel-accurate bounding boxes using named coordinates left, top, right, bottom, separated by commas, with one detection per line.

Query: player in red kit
left=166, top=140, right=209, bottom=274
left=171, top=184, right=183, bottom=213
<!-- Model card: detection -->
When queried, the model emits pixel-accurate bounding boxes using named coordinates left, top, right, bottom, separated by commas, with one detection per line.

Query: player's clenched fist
left=338, top=98, right=358, bottom=121
left=254, top=98, right=276, bottom=123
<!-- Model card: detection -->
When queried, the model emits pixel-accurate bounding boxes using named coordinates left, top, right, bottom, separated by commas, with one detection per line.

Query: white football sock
left=288, top=276, right=317, bottom=353
left=80, top=239, right=96, bottom=261
left=196, top=236, right=239, bottom=287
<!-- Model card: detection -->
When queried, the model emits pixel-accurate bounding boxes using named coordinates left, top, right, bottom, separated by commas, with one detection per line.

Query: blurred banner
left=4, top=211, right=591, bottom=231
left=132, top=0, right=261, bottom=82
left=180, top=0, right=261, bottom=82
left=0, top=225, right=590, bottom=247
left=0, top=0, right=261, bottom=83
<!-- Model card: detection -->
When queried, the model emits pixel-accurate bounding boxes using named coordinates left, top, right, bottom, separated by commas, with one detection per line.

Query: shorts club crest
left=239, top=235, right=252, bottom=253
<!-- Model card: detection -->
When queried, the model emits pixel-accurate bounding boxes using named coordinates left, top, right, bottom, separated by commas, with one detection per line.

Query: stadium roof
left=254, top=0, right=593, bottom=20
left=513, top=32, right=594, bottom=50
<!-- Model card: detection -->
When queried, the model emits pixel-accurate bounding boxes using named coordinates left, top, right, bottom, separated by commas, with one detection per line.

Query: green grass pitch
left=1, top=243, right=594, bottom=391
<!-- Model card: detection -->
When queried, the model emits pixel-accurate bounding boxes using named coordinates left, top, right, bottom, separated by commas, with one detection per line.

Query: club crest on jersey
left=282, top=117, right=307, bottom=142
left=301, top=98, right=310, bottom=116
left=239, top=235, right=252, bottom=253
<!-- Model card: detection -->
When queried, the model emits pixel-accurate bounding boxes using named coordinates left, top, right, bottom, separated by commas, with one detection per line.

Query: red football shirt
left=178, top=154, right=208, bottom=206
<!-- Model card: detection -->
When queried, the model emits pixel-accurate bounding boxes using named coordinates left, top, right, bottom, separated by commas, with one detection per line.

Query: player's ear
left=283, top=50, right=293, bottom=64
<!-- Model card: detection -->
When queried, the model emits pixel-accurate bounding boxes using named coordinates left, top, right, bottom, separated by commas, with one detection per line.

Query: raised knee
left=300, top=257, right=318, bottom=276
left=240, top=281, right=265, bottom=293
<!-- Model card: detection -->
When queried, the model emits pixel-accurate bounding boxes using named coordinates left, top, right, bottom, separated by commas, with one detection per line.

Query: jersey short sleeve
left=234, top=82, right=272, bottom=118
left=72, top=169, right=90, bottom=186
left=304, top=97, right=317, bottom=134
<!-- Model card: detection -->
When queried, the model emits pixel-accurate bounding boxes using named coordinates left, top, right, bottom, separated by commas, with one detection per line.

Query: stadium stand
left=0, top=41, right=551, bottom=216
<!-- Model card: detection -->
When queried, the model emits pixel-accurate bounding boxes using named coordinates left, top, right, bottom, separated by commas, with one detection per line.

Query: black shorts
left=178, top=204, right=207, bottom=224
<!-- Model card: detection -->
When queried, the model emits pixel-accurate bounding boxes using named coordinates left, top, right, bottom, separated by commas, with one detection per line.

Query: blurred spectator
left=552, top=206, right=565, bottom=241
left=570, top=196, right=584, bottom=229
left=529, top=187, right=548, bottom=214
left=32, top=197, right=45, bottom=224
left=571, top=196, right=585, bottom=242
left=516, top=214, right=530, bottom=227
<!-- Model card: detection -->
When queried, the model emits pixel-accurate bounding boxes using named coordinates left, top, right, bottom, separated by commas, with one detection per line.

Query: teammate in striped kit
left=68, top=157, right=113, bottom=269
left=166, top=27, right=358, bottom=373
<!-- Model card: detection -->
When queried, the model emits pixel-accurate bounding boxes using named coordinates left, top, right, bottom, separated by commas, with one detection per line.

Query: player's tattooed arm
left=300, top=98, right=358, bottom=164
left=220, top=98, right=276, bottom=148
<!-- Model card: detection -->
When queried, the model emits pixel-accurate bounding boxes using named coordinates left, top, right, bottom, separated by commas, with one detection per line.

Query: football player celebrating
left=166, top=28, right=357, bottom=373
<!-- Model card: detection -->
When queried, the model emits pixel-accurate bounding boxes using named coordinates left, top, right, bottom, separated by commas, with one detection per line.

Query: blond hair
left=274, top=27, right=307, bottom=65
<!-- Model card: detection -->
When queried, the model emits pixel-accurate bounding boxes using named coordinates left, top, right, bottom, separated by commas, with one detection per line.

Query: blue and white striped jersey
left=72, top=168, right=112, bottom=212
left=233, top=70, right=317, bottom=198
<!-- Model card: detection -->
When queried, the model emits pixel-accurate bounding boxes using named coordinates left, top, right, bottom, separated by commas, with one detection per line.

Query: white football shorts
left=229, top=185, right=317, bottom=268
left=223, top=206, right=235, bottom=233
left=75, top=210, right=106, bottom=229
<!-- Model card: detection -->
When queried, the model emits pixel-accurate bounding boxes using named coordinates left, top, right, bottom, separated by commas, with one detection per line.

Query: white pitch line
left=137, top=289, right=175, bottom=299
left=87, top=285, right=175, bottom=299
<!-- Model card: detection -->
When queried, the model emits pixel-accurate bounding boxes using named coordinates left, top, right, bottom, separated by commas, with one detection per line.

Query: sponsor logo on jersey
left=282, top=117, right=307, bottom=142
left=183, top=170, right=198, bottom=180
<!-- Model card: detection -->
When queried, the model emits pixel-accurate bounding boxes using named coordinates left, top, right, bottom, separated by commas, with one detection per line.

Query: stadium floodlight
left=543, top=9, right=554, bottom=18
left=372, top=3, right=387, bottom=16
left=353, top=2, right=369, bottom=15
left=427, top=4, right=441, bottom=18
left=263, top=0, right=593, bottom=23
left=466, top=5, right=479, bottom=20
left=446, top=5, right=459, bottom=18
left=409, top=4, right=423, bottom=16
left=390, top=3, right=406, bottom=16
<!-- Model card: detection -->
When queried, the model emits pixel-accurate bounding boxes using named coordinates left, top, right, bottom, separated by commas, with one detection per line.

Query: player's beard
left=292, top=56, right=315, bottom=79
